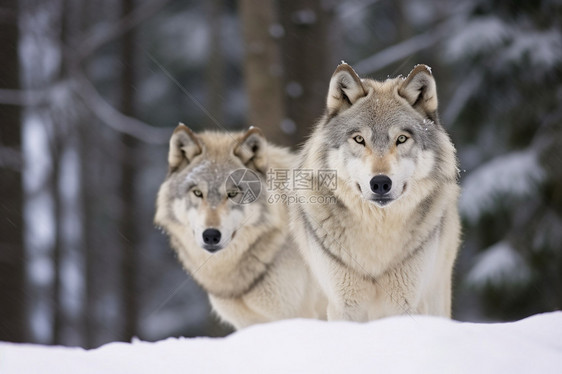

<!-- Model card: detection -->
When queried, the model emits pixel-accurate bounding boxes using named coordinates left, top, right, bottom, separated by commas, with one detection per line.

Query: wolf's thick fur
left=291, top=64, right=461, bottom=321
left=155, top=125, right=326, bottom=329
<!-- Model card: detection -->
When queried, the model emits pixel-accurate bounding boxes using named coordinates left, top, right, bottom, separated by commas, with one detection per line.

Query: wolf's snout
left=202, top=228, right=222, bottom=246
left=370, top=175, right=392, bottom=195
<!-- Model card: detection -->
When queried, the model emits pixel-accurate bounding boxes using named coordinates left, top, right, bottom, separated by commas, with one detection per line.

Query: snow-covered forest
left=1, top=0, right=561, bottom=351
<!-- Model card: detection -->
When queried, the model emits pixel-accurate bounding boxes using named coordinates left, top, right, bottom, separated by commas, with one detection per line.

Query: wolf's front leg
left=326, top=277, right=373, bottom=322
left=327, top=302, right=369, bottom=322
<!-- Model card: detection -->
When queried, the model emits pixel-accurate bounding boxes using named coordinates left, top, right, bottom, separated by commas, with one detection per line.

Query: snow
left=445, top=16, right=510, bottom=61
left=354, top=29, right=442, bottom=75
left=268, top=23, right=285, bottom=39
left=1, top=312, right=561, bottom=373
left=292, top=9, right=317, bottom=25
left=466, top=241, right=531, bottom=288
left=154, top=12, right=209, bottom=66
left=286, top=81, right=304, bottom=98
left=459, top=150, right=545, bottom=223
left=445, top=14, right=562, bottom=71
left=502, top=28, right=562, bottom=70
left=23, top=114, right=56, bottom=344
left=280, top=118, right=297, bottom=134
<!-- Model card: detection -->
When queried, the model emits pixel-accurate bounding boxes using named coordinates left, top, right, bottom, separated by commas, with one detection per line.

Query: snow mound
left=1, top=312, right=562, bottom=373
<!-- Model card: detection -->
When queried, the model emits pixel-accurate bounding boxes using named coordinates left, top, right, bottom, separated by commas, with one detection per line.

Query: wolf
left=155, top=124, right=326, bottom=329
left=291, top=63, right=461, bottom=321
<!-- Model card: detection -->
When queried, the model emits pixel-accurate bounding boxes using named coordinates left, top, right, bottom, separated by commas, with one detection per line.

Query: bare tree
left=0, top=0, right=25, bottom=343
left=238, top=0, right=289, bottom=145
left=278, top=0, right=340, bottom=143
left=205, top=0, right=226, bottom=128
left=50, top=0, right=87, bottom=345
left=119, top=0, right=139, bottom=343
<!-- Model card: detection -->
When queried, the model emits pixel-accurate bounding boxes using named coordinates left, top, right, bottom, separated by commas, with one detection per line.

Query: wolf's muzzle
left=370, top=175, right=392, bottom=195
left=202, top=228, right=222, bottom=252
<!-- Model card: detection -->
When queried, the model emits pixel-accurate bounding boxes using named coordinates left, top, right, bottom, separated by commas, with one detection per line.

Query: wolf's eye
left=193, top=189, right=203, bottom=198
left=227, top=190, right=239, bottom=198
left=353, top=135, right=365, bottom=145
left=396, top=135, right=408, bottom=145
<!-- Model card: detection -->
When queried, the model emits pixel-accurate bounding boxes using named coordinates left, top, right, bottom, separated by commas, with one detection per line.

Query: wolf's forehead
left=325, top=95, right=426, bottom=149
left=345, top=97, right=416, bottom=130
left=185, top=160, right=237, bottom=187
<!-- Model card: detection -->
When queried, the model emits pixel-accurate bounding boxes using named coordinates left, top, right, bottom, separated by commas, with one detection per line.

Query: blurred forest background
left=1, top=0, right=561, bottom=348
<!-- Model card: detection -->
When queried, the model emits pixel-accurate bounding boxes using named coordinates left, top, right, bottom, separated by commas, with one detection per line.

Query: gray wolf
left=291, top=63, right=461, bottom=321
left=155, top=124, right=326, bottom=329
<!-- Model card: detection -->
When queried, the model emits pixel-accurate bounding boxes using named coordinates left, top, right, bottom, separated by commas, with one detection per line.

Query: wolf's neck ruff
left=297, top=175, right=449, bottom=279
left=194, top=228, right=285, bottom=300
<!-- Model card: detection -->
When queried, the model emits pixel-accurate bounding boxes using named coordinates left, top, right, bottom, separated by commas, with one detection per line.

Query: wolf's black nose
left=202, top=228, right=221, bottom=245
left=370, top=175, right=392, bottom=195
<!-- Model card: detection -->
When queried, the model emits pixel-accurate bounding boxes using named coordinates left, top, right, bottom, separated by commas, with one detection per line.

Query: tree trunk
left=51, top=148, right=63, bottom=344
left=278, top=0, right=340, bottom=144
left=238, top=0, right=289, bottom=145
left=81, top=125, right=96, bottom=348
left=205, top=0, right=225, bottom=128
left=120, top=0, right=138, bottom=343
left=0, top=0, right=25, bottom=343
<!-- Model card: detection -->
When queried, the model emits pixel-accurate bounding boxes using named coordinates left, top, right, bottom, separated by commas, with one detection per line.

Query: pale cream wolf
left=155, top=124, right=326, bottom=329
left=291, top=63, right=461, bottom=321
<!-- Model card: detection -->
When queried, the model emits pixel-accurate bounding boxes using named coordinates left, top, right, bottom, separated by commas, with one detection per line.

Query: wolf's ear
left=234, top=127, right=267, bottom=173
left=168, top=123, right=203, bottom=171
left=399, top=65, right=438, bottom=120
left=326, top=63, right=367, bottom=116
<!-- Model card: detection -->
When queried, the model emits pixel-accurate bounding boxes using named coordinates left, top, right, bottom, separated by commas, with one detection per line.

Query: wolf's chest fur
left=306, top=188, right=441, bottom=279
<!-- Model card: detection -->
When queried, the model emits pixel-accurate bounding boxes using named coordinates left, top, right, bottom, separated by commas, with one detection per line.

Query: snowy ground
left=1, top=312, right=561, bottom=373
